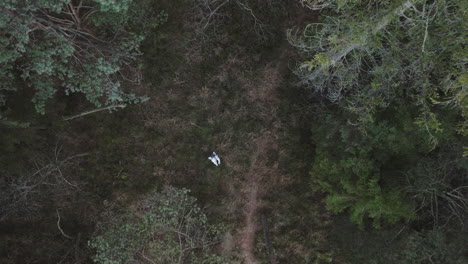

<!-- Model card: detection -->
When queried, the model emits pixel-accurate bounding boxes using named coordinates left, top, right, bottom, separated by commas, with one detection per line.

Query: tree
left=0, top=0, right=166, bottom=114
left=89, top=187, right=224, bottom=264
left=405, top=153, right=468, bottom=229
left=293, top=0, right=467, bottom=228
left=397, top=229, right=467, bottom=264
left=0, top=143, right=88, bottom=220
left=310, top=108, right=422, bottom=228
left=289, top=0, right=466, bottom=136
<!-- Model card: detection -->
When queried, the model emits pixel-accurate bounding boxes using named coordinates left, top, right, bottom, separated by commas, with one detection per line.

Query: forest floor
left=133, top=3, right=314, bottom=262
left=235, top=51, right=290, bottom=263
left=238, top=132, right=278, bottom=263
left=138, top=38, right=294, bottom=261
left=4, top=1, right=467, bottom=264
left=10, top=2, right=318, bottom=263
left=0, top=1, right=341, bottom=263
left=238, top=135, right=263, bottom=264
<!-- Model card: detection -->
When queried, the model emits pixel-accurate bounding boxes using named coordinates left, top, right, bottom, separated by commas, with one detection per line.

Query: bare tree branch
left=56, top=209, right=73, bottom=239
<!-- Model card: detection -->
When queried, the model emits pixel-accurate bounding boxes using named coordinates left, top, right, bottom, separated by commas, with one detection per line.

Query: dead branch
left=236, top=0, right=269, bottom=39
left=56, top=209, right=73, bottom=239
left=202, top=0, right=230, bottom=30
left=63, top=104, right=127, bottom=121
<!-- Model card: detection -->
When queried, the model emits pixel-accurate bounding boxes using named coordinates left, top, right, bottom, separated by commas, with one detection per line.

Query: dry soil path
left=236, top=54, right=289, bottom=263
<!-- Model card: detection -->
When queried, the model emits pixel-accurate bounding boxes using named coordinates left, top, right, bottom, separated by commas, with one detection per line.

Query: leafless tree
left=405, top=158, right=468, bottom=229
left=0, top=143, right=88, bottom=221
left=189, top=0, right=270, bottom=41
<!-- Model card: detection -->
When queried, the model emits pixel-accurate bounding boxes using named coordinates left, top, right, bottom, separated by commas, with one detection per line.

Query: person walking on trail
left=208, top=152, right=221, bottom=166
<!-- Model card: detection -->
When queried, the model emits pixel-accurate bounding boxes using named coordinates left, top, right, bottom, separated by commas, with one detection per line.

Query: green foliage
left=94, top=0, right=132, bottom=12
left=291, top=0, right=467, bottom=136
left=295, top=0, right=467, bottom=230
left=310, top=97, right=466, bottom=229
left=0, top=0, right=166, bottom=114
left=89, top=187, right=223, bottom=264
left=311, top=108, right=424, bottom=227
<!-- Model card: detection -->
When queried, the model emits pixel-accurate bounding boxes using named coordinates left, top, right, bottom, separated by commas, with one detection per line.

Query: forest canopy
left=0, top=0, right=466, bottom=263
left=89, top=187, right=223, bottom=264
left=292, top=0, right=467, bottom=229
left=0, top=0, right=166, bottom=114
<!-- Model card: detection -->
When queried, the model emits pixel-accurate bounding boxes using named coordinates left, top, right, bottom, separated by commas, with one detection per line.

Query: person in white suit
left=208, top=152, right=221, bottom=166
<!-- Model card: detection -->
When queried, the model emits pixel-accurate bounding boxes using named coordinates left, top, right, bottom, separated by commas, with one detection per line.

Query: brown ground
left=235, top=60, right=286, bottom=263
left=238, top=133, right=277, bottom=264
left=138, top=3, right=314, bottom=261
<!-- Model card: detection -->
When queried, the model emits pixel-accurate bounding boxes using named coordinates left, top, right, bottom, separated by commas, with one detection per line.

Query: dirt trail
left=238, top=137, right=268, bottom=264
left=236, top=55, right=288, bottom=263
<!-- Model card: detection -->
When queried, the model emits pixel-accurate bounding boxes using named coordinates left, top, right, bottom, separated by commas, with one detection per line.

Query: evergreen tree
left=290, top=0, right=466, bottom=137
left=293, top=0, right=467, bottom=227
